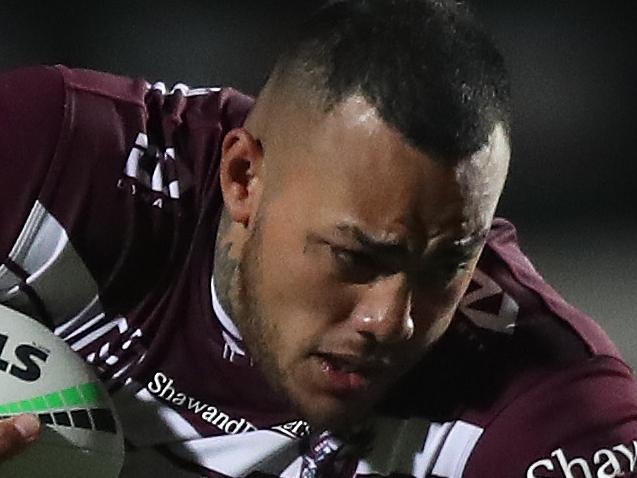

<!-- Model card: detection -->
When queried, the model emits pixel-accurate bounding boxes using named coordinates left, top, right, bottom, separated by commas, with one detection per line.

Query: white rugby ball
left=0, top=305, right=124, bottom=477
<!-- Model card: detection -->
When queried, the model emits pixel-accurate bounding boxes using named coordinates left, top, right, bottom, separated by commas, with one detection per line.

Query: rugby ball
left=0, top=305, right=124, bottom=477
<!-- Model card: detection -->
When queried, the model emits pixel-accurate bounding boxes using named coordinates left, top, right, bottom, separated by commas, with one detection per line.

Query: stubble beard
left=231, top=218, right=388, bottom=433
left=233, top=220, right=360, bottom=431
left=232, top=219, right=297, bottom=409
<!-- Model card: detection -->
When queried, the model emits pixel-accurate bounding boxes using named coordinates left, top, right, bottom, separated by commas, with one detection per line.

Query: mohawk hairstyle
left=271, top=0, right=511, bottom=162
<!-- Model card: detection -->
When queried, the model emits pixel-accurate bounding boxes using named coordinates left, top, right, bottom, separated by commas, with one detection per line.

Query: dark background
left=1, top=0, right=635, bottom=364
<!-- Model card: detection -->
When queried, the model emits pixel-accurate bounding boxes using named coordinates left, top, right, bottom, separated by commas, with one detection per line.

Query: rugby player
left=1, top=1, right=637, bottom=476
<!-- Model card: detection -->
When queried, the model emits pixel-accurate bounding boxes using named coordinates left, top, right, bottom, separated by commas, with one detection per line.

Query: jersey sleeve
left=0, top=65, right=253, bottom=333
left=0, top=65, right=156, bottom=330
left=0, top=66, right=69, bottom=325
left=0, top=66, right=65, bottom=266
left=462, top=354, right=637, bottom=478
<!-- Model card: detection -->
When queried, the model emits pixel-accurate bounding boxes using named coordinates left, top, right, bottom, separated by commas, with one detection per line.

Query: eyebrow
left=335, top=222, right=488, bottom=260
left=335, top=223, right=407, bottom=255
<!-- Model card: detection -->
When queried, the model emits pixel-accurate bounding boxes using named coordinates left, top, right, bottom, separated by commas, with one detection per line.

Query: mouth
left=312, top=352, right=386, bottom=396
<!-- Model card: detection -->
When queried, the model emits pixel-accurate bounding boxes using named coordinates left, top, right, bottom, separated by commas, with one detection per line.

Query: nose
left=351, top=273, right=414, bottom=344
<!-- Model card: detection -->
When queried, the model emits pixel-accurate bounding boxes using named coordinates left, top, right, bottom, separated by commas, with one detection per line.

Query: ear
left=220, top=128, right=265, bottom=227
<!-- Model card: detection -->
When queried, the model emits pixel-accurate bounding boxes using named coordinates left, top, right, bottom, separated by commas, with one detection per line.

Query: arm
left=463, top=355, right=637, bottom=478
left=0, top=65, right=155, bottom=329
left=0, top=64, right=253, bottom=465
left=0, top=65, right=65, bottom=462
left=2, top=65, right=252, bottom=332
left=0, top=66, right=65, bottom=238
left=0, top=65, right=66, bottom=294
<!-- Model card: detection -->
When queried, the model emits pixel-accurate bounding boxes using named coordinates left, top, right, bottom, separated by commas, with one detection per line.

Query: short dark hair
left=272, top=0, right=511, bottom=162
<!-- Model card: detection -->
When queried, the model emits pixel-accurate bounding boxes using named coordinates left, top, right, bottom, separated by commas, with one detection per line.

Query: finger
left=0, top=414, right=41, bottom=459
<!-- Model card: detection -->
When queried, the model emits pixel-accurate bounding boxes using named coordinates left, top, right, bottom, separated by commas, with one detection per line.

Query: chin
left=292, top=390, right=377, bottom=433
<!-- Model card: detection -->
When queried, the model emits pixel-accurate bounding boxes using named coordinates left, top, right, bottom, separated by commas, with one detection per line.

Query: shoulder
left=464, top=354, right=637, bottom=477
left=53, top=65, right=254, bottom=143
left=474, top=217, right=621, bottom=360
left=380, top=218, right=637, bottom=476
left=386, top=218, right=628, bottom=415
left=1, top=64, right=254, bottom=148
left=0, top=66, right=254, bottom=326
left=458, top=220, right=637, bottom=476
left=1, top=65, right=255, bottom=208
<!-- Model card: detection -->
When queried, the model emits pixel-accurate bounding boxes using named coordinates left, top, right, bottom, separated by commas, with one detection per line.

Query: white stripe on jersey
left=418, top=421, right=455, bottom=475
left=183, top=86, right=223, bottom=96
left=124, top=132, right=148, bottom=180
left=170, top=83, right=190, bottom=95
left=430, top=421, right=484, bottom=478
left=0, top=201, right=143, bottom=388
left=151, top=81, right=167, bottom=95
left=68, top=315, right=128, bottom=351
left=114, top=384, right=300, bottom=477
left=164, top=147, right=181, bottom=199
left=168, top=431, right=300, bottom=477
left=211, top=275, right=243, bottom=340
left=56, top=301, right=106, bottom=340
left=123, top=134, right=189, bottom=199
left=151, top=160, right=164, bottom=192
left=148, top=81, right=222, bottom=97
left=352, top=418, right=483, bottom=478
left=116, top=386, right=201, bottom=445
left=113, top=376, right=487, bottom=478
left=0, top=201, right=100, bottom=327
left=354, top=416, right=435, bottom=475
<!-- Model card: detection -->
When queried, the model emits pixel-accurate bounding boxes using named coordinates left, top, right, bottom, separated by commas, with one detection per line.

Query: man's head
left=217, top=0, right=511, bottom=432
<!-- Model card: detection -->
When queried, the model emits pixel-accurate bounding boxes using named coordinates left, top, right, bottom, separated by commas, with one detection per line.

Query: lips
left=312, top=352, right=385, bottom=395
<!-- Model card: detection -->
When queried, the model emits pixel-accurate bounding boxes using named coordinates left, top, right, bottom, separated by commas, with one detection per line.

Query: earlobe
left=220, top=128, right=264, bottom=227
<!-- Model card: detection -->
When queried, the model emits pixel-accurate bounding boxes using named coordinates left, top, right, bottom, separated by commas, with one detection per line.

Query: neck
left=213, top=208, right=240, bottom=322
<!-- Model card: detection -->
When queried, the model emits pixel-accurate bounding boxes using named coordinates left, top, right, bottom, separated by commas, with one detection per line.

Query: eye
left=413, top=259, right=471, bottom=288
left=331, top=246, right=373, bottom=268
left=330, top=246, right=380, bottom=283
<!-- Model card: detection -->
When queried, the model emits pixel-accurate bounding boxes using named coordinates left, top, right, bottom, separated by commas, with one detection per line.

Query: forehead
left=270, top=96, right=508, bottom=246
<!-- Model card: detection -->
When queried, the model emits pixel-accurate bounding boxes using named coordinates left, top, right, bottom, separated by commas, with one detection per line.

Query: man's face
left=230, top=96, right=509, bottom=432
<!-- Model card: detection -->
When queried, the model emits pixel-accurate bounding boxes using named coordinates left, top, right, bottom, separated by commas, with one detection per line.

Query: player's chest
left=66, top=282, right=484, bottom=478
left=110, top=368, right=484, bottom=478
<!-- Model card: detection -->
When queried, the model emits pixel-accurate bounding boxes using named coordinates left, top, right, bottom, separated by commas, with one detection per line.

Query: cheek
left=259, top=209, right=355, bottom=312
left=254, top=219, right=347, bottom=357
left=410, top=277, right=471, bottom=346
left=416, top=309, right=454, bottom=348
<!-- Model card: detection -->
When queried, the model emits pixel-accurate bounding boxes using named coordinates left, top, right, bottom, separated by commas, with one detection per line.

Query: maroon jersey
left=1, top=66, right=636, bottom=478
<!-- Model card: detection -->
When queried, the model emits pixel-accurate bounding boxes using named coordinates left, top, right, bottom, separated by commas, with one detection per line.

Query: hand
left=0, top=414, right=41, bottom=461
